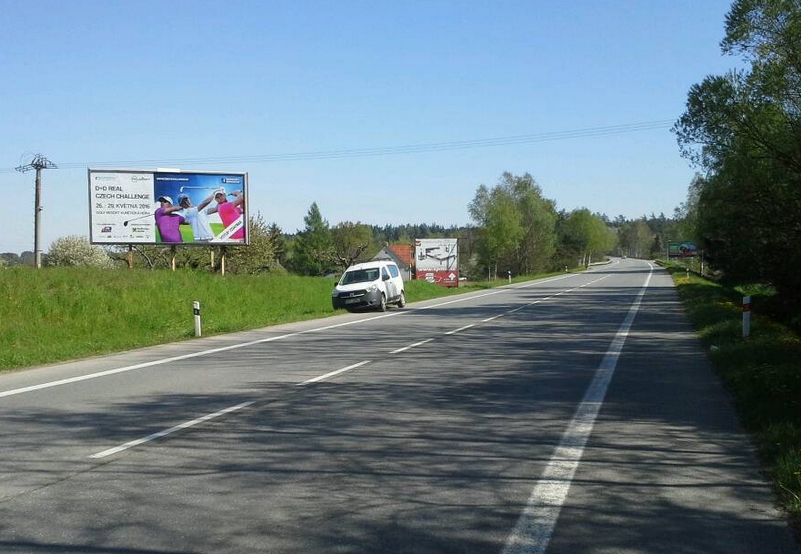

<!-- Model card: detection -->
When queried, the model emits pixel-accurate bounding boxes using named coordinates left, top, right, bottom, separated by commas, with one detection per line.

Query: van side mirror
left=383, top=274, right=389, bottom=281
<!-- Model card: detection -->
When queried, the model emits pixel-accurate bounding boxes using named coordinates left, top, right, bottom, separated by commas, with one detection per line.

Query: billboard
left=668, top=241, right=698, bottom=257
left=414, top=238, right=458, bottom=287
left=89, top=169, right=248, bottom=245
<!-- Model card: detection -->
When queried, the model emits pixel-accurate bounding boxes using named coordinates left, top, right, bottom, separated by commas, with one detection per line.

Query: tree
left=468, top=172, right=557, bottom=278
left=289, top=202, right=334, bottom=276
left=331, top=221, right=373, bottom=270
left=505, top=173, right=557, bottom=274
left=674, top=0, right=801, bottom=305
left=557, top=209, right=613, bottom=267
left=224, top=212, right=279, bottom=274
left=632, top=220, right=654, bottom=258
left=0, top=253, right=21, bottom=266
left=469, top=182, right=521, bottom=279
left=267, top=223, right=288, bottom=268
left=47, top=236, right=116, bottom=268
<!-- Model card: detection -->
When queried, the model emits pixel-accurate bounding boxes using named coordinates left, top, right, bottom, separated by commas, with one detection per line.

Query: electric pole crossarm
left=15, top=154, right=57, bottom=269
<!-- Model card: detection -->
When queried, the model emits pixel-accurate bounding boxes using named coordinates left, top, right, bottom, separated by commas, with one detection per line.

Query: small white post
left=507, top=270, right=512, bottom=283
left=193, top=301, right=202, bottom=337
left=742, top=296, right=751, bottom=339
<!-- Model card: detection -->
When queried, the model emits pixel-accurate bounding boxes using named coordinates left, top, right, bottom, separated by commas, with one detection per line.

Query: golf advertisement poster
left=88, top=169, right=249, bottom=245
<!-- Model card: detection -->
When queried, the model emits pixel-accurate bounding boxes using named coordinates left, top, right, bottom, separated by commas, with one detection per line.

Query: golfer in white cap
left=174, top=192, right=215, bottom=241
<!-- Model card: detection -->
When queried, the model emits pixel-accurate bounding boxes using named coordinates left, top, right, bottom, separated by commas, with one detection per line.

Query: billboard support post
left=220, top=246, right=227, bottom=276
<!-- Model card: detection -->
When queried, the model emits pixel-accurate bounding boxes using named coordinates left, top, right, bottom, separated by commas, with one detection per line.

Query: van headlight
left=366, top=284, right=379, bottom=293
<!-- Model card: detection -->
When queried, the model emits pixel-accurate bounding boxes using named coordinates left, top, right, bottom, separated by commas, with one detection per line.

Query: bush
left=47, top=236, right=115, bottom=269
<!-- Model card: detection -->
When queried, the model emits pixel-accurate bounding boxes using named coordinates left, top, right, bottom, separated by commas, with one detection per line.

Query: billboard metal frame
left=88, top=168, right=249, bottom=246
left=668, top=241, right=698, bottom=258
left=414, top=238, right=459, bottom=287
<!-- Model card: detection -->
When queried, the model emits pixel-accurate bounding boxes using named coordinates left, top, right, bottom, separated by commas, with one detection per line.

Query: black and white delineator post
left=742, top=296, right=751, bottom=339
left=193, top=301, right=202, bottom=337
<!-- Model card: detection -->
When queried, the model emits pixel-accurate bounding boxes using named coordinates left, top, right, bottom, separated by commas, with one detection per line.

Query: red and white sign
left=415, top=238, right=458, bottom=287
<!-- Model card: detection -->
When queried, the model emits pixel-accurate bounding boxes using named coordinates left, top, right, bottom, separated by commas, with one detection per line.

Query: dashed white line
left=91, top=359, right=374, bottom=459
left=84, top=270, right=631, bottom=461
left=298, top=360, right=371, bottom=385
left=390, top=339, right=434, bottom=354
left=0, top=273, right=586, bottom=400
left=445, top=324, right=475, bottom=335
left=90, top=400, right=256, bottom=459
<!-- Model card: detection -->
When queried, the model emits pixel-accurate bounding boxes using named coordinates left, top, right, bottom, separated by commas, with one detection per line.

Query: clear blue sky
left=0, top=0, right=738, bottom=253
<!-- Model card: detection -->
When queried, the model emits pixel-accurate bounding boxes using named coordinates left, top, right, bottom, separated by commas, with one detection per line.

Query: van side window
left=388, top=264, right=399, bottom=278
left=382, top=267, right=389, bottom=280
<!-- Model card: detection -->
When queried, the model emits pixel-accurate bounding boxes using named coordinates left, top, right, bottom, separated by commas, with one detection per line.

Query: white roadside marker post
left=193, top=301, right=202, bottom=337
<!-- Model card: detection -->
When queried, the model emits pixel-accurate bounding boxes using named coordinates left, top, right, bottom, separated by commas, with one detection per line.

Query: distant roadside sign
left=414, top=238, right=458, bottom=286
left=668, top=241, right=698, bottom=257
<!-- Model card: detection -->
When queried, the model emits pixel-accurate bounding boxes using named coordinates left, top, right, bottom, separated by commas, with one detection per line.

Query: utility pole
left=15, top=154, right=57, bottom=268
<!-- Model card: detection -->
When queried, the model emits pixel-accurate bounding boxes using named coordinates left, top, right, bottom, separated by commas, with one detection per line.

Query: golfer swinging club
left=164, top=192, right=216, bottom=241
left=154, top=196, right=185, bottom=243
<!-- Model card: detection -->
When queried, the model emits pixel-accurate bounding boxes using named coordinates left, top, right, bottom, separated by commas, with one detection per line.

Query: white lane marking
left=298, top=360, right=371, bottom=385
left=0, top=313, right=415, bottom=399
left=83, top=271, right=623, bottom=460
left=90, top=359, right=373, bottom=458
left=0, top=272, right=592, bottom=400
left=482, top=315, right=503, bottom=322
left=390, top=339, right=434, bottom=354
left=89, top=400, right=256, bottom=459
left=502, top=264, right=653, bottom=554
left=445, top=324, right=475, bottom=335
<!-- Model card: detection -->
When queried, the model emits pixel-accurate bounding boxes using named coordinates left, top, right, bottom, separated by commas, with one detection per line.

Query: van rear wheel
left=397, top=290, right=406, bottom=308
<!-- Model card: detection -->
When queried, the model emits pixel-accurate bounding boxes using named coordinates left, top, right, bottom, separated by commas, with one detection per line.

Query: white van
left=332, top=260, right=406, bottom=312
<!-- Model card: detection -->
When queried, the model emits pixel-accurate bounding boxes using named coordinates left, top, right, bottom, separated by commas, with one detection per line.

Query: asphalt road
left=0, top=259, right=796, bottom=553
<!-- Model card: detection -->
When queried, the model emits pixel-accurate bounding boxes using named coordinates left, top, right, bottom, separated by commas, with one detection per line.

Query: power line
left=1, top=120, right=674, bottom=173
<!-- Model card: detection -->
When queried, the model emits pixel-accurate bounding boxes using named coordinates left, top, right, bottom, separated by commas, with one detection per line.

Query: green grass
left=0, top=266, right=558, bottom=371
left=1, top=267, right=338, bottom=369
left=663, top=264, right=801, bottom=530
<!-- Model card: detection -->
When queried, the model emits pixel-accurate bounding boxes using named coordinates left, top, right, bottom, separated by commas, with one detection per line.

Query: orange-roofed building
left=372, top=243, right=414, bottom=281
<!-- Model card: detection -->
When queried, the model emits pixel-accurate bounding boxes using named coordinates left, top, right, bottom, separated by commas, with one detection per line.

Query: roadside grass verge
left=1, top=266, right=567, bottom=372
left=664, top=264, right=801, bottom=530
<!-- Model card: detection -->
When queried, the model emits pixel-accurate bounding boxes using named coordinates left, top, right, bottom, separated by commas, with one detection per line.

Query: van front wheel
left=379, top=293, right=387, bottom=312
left=397, top=290, right=406, bottom=308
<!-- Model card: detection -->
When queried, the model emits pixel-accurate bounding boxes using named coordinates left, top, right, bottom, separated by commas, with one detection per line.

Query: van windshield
left=341, top=268, right=380, bottom=285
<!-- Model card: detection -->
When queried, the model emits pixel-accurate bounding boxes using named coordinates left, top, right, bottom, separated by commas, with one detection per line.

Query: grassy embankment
left=663, top=263, right=801, bottom=531
left=0, top=266, right=552, bottom=371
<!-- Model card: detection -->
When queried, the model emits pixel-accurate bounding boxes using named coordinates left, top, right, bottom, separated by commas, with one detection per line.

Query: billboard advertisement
left=668, top=241, right=698, bottom=257
left=414, top=238, right=458, bottom=287
left=89, top=169, right=248, bottom=245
